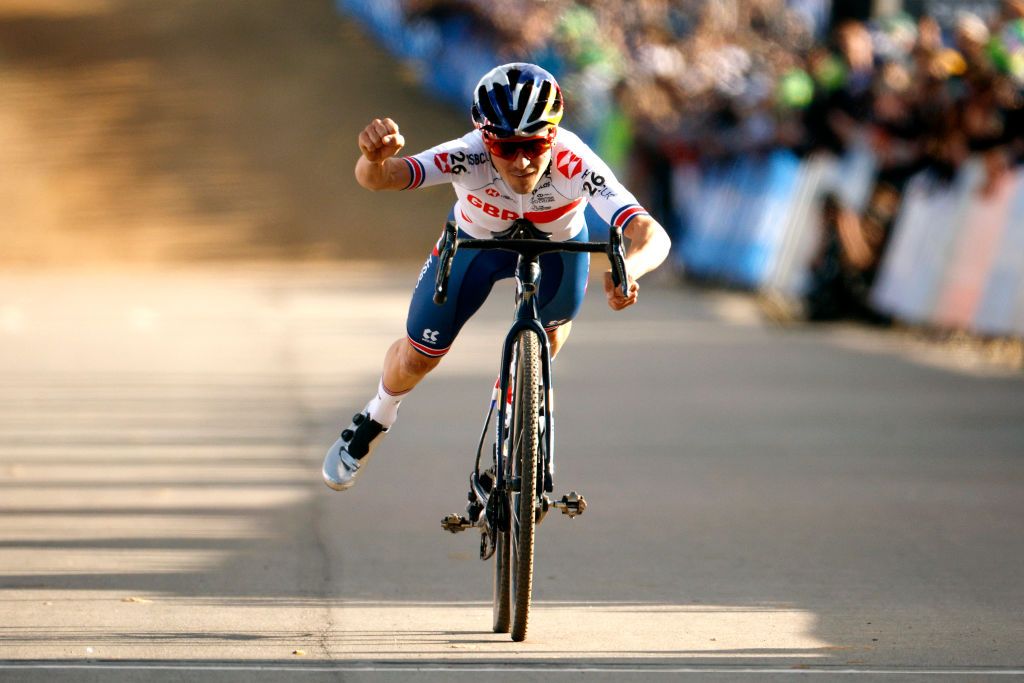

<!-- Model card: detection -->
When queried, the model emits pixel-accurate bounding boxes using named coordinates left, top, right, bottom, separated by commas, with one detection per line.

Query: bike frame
left=433, top=218, right=628, bottom=535
left=493, top=253, right=555, bottom=498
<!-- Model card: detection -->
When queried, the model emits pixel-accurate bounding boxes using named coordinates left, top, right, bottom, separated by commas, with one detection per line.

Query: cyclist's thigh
left=537, top=225, right=591, bottom=331
left=406, top=225, right=514, bottom=357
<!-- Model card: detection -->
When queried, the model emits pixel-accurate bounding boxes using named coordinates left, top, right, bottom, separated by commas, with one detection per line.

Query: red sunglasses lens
left=486, top=138, right=551, bottom=160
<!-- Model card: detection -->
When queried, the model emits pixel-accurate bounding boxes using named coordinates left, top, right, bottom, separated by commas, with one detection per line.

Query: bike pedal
left=552, top=491, right=587, bottom=518
left=441, top=513, right=474, bottom=533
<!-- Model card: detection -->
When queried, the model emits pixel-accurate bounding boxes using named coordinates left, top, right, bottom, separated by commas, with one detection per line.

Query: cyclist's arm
left=356, top=156, right=412, bottom=191
left=355, top=118, right=412, bottom=191
left=551, top=130, right=671, bottom=277
left=622, top=214, right=672, bottom=279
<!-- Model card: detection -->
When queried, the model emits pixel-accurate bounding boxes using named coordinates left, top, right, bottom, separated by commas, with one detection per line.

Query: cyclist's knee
left=546, top=321, right=572, bottom=358
left=399, top=339, right=443, bottom=376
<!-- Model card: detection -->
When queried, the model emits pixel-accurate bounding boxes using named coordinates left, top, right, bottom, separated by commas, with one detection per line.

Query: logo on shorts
left=422, top=328, right=440, bottom=344
left=416, top=256, right=430, bottom=285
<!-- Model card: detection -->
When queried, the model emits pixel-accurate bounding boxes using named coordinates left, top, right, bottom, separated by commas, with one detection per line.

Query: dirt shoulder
left=0, top=0, right=463, bottom=264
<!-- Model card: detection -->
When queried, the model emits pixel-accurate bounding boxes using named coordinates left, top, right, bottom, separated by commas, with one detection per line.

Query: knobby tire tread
left=492, top=525, right=510, bottom=632
left=510, top=330, right=541, bottom=642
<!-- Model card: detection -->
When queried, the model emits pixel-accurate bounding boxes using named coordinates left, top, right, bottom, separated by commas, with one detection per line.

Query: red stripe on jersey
left=524, top=197, right=584, bottom=224
left=460, top=209, right=474, bottom=224
left=613, top=205, right=646, bottom=228
left=402, top=157, right=424, bottom=190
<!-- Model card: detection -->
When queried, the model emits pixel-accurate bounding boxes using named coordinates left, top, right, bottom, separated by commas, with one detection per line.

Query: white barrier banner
left=973, top=170, right=1024, bottom=336
left=872, top=164, right=979, bottom=323
left=934, top=169, right=1016, bottom=329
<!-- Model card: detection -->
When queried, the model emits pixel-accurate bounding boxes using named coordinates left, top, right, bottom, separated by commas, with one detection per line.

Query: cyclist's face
left=488, top=131, right=554, bottom=195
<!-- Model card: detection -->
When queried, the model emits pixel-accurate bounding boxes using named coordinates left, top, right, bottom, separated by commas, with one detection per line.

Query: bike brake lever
left=433, top=221, right=458, bottom=306
left=608, top=226, right=629, bottom=298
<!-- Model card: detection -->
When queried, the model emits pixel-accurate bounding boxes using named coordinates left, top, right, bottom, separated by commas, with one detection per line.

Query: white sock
left=365, top=378, right=408, bottom=428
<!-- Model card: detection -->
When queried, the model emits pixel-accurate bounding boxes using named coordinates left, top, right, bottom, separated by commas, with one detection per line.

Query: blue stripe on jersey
left=401, top=157, right=425, bottom=190
left=611, top=204, right=641, bottom=226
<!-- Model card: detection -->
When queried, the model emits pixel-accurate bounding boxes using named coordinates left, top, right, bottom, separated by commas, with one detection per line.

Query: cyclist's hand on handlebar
left=604, top=271, right=639, bottom=311
left=358, top=118, right=405, bottom=163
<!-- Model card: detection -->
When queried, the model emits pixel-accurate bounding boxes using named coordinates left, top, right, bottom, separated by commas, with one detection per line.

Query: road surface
left=0, top=265, right=1022, bottom=681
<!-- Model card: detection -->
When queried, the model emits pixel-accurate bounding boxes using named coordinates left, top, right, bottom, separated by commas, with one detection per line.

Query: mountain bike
left=436, top=218, right=628, bottom=642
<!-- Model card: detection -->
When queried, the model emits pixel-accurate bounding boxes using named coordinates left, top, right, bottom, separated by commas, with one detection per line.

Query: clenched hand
left=358, top=118, right=405, bottom=163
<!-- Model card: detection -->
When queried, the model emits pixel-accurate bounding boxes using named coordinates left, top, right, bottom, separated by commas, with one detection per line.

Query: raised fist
left=358, top=117, right=405, bottom=163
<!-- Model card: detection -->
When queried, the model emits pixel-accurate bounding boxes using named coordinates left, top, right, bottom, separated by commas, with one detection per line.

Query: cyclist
left=323, top=63, right=671, bottom=491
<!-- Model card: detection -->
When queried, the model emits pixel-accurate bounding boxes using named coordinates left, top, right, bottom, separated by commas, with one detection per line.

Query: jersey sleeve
left=399, top=132, right=481, bottom=191
left=561, top=135, right=651, bottom=230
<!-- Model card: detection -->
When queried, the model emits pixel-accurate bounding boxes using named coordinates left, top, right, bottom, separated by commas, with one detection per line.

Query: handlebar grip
left=607, top=226, right=629, bottom=298
left=433, top=221, right=458, bottom=306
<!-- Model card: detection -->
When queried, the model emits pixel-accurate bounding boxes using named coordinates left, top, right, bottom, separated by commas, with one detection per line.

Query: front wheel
left=509, top=330, right=542, bottom=641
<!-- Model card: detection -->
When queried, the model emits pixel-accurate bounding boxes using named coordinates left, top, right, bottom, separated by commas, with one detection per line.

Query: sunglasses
left=483, top=133, right=554, bottom=161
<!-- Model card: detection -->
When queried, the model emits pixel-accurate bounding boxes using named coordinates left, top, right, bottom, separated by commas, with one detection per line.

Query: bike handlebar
left=433, top=220, right=629, bottom=306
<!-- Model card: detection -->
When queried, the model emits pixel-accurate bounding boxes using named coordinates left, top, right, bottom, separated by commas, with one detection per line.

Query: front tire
left=509, top=330, right=541, bottom=642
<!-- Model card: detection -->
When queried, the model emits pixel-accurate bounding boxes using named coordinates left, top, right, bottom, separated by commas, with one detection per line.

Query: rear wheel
left=491, top=524, right=510, bottom=633
left=509, top=330, right=541, bottom=642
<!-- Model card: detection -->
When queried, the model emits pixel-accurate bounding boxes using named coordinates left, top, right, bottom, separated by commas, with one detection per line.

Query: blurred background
left=1, top=0, right=1022, bottom=351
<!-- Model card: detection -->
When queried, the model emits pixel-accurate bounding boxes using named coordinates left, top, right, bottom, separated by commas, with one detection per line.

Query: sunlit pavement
left=0, top=265, right=1022, bottom=681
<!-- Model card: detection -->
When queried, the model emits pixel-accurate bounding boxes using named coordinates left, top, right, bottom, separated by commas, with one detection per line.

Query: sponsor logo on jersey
left=556, top=150, right=584, bottom=179
left=434, top=152, right=468, bottom=175
left=467, top=193, right=520, bottom=220
left=485, top=188, right=501, bottom=197
left=466, top=152, right=489, bottom=166
left=524, top=197, right=584, bottom=224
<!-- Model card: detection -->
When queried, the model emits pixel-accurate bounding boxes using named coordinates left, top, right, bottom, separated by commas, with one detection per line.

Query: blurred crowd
left=405, top=0, right=1023, bottom=164
left=403, top=0, right=1024, bottom=325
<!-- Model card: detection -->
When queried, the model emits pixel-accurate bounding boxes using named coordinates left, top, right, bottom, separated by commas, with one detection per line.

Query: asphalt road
left=0, top=265, right=1022, bottom=682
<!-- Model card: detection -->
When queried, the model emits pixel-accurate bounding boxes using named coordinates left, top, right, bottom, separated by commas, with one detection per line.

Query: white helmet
left=471, top=63, right=564, bottom=137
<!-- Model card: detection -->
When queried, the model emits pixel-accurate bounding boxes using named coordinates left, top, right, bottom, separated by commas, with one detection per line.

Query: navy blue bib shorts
left=405, top=222, right=591, bottom=358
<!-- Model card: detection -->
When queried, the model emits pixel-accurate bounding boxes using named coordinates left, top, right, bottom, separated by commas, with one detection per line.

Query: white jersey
left=399, top=128, right=649, bottom=241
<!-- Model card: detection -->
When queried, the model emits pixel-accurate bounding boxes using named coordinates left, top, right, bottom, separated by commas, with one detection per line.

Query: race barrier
left=872, top=162, right=1024, bottom=337
left=673, top=146, right=877, bottom=295
left=674, top=150, right=803, bottom=288
left=674, top=150, right=1024, bottom=337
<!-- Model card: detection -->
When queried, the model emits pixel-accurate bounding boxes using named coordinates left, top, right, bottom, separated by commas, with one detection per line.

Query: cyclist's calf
left=382, top=337, right=443, bottom=395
